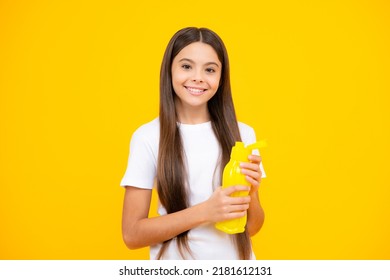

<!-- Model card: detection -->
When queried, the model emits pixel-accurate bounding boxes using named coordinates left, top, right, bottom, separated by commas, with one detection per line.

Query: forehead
left=174, top=42, right=221, bottom=65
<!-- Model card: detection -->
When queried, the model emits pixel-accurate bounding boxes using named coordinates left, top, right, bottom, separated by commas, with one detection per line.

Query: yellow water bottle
left=215, top=140, right=266, bottom=234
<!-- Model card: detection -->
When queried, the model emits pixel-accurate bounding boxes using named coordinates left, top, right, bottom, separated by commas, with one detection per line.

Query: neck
left=175, top=101, right=210, bottom=124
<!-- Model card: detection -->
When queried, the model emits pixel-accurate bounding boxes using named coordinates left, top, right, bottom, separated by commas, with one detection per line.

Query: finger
left=227, top=195, right=251, bottom=205
left=223, top=210, right=247, bottom=221
left=227, top=204, right=249, bottom=213
left=248, top=154, right=262, bottom=164
left=245, top=175, right=261, bottom=187
left=240, top=162, right=261, bottom=172
left=241, top=168, right=261, bottom=180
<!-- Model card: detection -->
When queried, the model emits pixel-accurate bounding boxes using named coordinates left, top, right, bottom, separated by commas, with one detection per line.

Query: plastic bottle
left=215, top=140, right=266, bottom=234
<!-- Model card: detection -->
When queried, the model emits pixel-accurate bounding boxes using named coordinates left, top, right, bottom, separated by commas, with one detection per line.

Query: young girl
left=120, top=27, right=266, bottom=260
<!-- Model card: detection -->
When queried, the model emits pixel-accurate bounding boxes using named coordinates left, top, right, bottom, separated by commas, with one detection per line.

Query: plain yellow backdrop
left=1, top=0, right=389, bottom=259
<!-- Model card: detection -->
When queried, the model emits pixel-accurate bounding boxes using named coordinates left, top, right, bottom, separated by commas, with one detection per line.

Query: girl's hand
left=200, top=185, right=251, bottom=223
left=240, top=155, right=262, bottom=195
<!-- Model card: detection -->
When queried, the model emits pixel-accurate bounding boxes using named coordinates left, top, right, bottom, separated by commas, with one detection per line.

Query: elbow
left=248, top=210, right=265, bottom=237
left=249, top=219, right=265, bottom=237
left=122, top=236, right=139, bottom=250
left=122, top=233, right=144, bottom=250
left=122, top=231, right=144, bottom=250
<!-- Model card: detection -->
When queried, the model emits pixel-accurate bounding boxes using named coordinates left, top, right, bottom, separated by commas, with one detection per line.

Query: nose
left=192, top=70, right=203, bottom=83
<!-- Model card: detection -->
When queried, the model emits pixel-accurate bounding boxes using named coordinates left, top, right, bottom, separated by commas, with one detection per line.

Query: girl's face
left=171, top=42, right=222, bottom=117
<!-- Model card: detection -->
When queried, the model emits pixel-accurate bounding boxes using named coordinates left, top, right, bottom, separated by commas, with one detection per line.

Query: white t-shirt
left=120, top=117, right=266, bottom=260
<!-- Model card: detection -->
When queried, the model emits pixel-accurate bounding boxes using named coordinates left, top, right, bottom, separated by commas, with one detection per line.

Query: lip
left=184, top=86, right=208, bottom=96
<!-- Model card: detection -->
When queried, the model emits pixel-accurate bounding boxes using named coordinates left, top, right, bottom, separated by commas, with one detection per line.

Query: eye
left=206, top=68, right=216, bottom=73
left=181, top=64, right=191, bottom=70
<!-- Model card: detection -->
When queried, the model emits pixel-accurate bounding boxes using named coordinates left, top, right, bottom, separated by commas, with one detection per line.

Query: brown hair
left=156, top=27, right=251, bottom=259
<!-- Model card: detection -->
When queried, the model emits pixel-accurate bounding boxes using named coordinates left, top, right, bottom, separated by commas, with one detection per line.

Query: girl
left=121, top=27, right=265, bottom=260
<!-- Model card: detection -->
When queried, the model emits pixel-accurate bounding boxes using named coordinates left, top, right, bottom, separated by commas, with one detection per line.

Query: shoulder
left=130, top=117, right=160, bottom=147
left=237, top=121, right=256, bottom=145
left=133, top=117, right=160, bottom=138
left=238, top=121, right=254, bottom=133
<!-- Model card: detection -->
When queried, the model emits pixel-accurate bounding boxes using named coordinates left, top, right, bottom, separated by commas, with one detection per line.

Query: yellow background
left=1, top=0, right=389, bottom=260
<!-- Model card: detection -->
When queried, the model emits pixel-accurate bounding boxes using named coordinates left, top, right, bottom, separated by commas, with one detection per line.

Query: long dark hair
left=157, top=27, right=251, bottom=259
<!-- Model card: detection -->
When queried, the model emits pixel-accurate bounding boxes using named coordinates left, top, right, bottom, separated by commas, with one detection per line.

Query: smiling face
left=171, top=42, right=222, bottom=122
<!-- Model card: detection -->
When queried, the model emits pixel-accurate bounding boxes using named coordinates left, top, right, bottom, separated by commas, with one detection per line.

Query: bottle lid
left=230, top=140, right=267, bottom=161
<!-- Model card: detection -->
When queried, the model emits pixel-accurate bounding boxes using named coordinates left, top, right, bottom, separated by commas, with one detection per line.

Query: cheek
left=171, top=72, right=186, bottom=95
left=208, top=76, right=221, bottom=91
left=172, top=70, right=187, bottom=85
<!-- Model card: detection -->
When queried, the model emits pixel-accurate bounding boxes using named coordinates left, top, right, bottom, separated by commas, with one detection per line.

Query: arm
left=122, top=185, right=251, bottom=249
left=240, top=154, right=265, bottom=236
left=247, top=189, right=265, bottom=236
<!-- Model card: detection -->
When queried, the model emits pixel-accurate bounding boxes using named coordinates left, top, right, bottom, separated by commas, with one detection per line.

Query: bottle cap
left=230, top=140, right=267, bottom=161
left=246, top=139, right=267, bottom=150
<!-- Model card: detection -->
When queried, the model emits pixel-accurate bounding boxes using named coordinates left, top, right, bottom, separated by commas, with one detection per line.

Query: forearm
left=123, top=185, right=251, bottom=250
left=123, top=203, right=206, bottom=249
left=246, top=190, right=265, bottom=236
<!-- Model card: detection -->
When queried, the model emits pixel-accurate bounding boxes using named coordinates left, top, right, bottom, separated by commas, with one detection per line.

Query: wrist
left=249, top=188, right=258, bottom=197
left=191, top=202, right=208, bottom=225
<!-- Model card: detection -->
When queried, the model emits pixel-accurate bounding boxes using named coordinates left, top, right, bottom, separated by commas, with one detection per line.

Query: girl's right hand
left=200, top=185, right=251, bottom=223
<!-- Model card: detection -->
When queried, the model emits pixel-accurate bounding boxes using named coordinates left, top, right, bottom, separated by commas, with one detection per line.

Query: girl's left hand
left=240, top=155, right=262, bottom=195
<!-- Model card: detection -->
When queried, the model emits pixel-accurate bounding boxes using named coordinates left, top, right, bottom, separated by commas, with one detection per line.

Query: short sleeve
left=120, top=128, right=157, bottom=189
left=239, top=123, right=266, bottom=179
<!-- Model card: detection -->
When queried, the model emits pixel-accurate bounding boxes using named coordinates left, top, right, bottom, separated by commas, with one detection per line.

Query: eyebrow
left=178, top=58, right=220, bottom=67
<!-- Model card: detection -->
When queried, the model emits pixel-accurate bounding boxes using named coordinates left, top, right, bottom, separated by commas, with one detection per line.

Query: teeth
left=186, top=87, right=205, bottom=93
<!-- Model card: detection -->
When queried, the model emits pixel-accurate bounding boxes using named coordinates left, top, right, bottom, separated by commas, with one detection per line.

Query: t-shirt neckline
left=177, top=121, right=212, bottom=129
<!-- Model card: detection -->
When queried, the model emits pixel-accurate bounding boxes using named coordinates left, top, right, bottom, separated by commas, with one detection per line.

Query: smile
left=185, top=86, right=207, bottom=96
